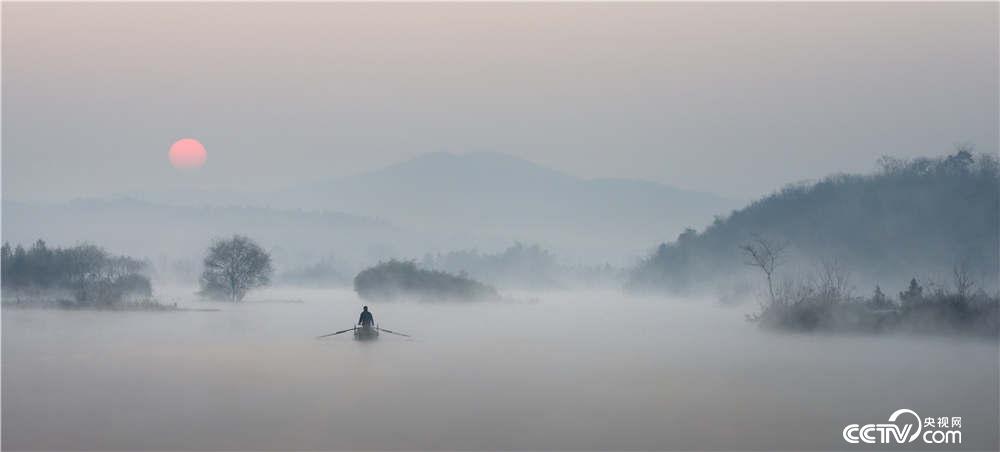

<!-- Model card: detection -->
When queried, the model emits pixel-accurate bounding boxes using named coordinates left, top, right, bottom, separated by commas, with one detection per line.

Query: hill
left=135, top=152, right=741, bottom=265
left=627, top=150, right=1000, bottom=296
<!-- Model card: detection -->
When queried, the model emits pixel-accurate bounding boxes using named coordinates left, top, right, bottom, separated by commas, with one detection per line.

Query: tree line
left=742, top=239, right=998, bottom=336
left=1, top=240, right=151, bottom=306
left=1, top=234, right=500, bottom=305
left=421, top=242, right=557, bottom=287
left=1, top=235, right=275, bottom=306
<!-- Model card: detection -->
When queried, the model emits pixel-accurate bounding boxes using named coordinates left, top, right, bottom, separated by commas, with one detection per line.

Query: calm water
left=3, top=287, right=998, bottom=450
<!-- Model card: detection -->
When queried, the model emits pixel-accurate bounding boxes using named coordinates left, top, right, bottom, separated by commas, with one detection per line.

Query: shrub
left=354, top=260, right=499, bottom=301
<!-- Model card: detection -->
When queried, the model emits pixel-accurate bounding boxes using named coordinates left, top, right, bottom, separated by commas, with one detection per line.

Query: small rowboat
left=317, top=325, right=409, bottom=340
left=354, top=324, right=380, bottom=341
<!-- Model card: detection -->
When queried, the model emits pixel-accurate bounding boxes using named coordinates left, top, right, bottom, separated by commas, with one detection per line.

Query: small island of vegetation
left=746, top=251, right=999, bottom=337
left=1, top=239, right=170, bottom=310
left=354, top=260, right=499, bottom=301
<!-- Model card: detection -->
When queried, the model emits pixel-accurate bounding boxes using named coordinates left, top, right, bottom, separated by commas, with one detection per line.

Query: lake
left=3, top=287, right=997, bottom=450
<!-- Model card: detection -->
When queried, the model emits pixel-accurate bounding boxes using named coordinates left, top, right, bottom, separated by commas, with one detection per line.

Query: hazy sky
left=3, top=2, right=997, bottom=202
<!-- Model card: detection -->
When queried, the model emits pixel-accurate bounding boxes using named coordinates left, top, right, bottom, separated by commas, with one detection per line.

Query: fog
left=1, top=152, right=741, bottom=268
left=3, top=288, right=997, bottom=451
left=3, top=2, right=999, bottom=450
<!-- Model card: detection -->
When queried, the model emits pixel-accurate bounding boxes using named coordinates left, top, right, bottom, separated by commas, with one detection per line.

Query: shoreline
left=1, top=299, right=220, bottom=312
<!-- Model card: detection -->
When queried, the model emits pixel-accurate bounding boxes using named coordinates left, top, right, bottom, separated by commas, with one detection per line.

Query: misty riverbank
left=1, top=296, right=217, bottom=312
left=3, top=287, right=997, bottom=451
left=0, top=290, right=219, bottom=312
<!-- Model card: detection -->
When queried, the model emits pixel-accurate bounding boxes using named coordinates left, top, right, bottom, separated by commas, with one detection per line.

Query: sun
left=169, top=138, right=207, bottom=169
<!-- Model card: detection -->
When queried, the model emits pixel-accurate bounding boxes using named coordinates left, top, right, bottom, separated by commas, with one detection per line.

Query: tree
left=899, top=278, right=923, bottom=306
left=739, top=234, right=787, bottom=304
left=199, top=235, right=273, bottom=301
left=1, top=242, right=11, bottom=282
left=952, top=261, right=975, bottom=300
left=870, top=285, right=891, bottom=308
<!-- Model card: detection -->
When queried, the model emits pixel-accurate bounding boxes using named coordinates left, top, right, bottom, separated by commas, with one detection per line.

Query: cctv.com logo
left=843, top=409, right=963, bottom=445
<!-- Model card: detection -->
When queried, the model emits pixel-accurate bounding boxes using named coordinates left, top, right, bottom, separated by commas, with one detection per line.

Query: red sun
left=169, top=138, right=207, bottom=169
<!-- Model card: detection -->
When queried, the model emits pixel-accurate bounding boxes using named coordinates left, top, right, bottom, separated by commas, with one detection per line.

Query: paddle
left=316, top=327, right=355, bottom=339
left=378, top=327, right=411, bottom=337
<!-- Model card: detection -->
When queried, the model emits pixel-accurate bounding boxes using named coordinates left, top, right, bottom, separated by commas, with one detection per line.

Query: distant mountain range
left=12, top=150, right=991, bottom=295
left=122, top=152, right=742, bottom=264
left=277, top=152, right=739, bottom=261
left=4, top=153, right=740, bottom=278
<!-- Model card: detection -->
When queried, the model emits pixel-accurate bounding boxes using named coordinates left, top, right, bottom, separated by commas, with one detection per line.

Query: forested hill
left=628, top=150, right=1000, bottom=295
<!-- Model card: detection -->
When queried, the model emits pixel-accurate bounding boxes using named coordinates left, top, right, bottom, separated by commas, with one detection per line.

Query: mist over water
left=3, top=3, right=998, bottom=451
left=3, top=287, right=996, bottom=451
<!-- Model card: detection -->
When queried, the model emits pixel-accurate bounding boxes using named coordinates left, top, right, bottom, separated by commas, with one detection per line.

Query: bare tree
left=200, top=235, right=273, bottom=301
left=952, top=260, right=975, bottom=300
left=816, top=258, right=852, bottom=303
left=739, top=234, right=787, bottom=304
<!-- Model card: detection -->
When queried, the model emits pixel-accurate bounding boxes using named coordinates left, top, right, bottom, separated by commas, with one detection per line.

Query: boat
left=317, top=325, right=409, bottom=340
left=353, top=324, right=380, bottom=341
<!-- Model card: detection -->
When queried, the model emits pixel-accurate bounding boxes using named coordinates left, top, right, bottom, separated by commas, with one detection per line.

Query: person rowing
left=358, top=306, right=374, bottom=328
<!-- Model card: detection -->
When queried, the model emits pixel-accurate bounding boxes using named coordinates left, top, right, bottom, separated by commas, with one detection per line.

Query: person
left=358, top=306, right=374, bottom=327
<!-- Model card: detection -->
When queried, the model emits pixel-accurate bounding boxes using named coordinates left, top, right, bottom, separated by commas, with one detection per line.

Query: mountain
left=627, top=150, right=1000, bottom=296
left=269, top=152, right=741, bottom=264
left=98, top=152, right=738, bottom=266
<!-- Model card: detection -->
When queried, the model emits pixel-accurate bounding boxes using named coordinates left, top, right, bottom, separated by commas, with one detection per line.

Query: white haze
left=3, top=288, right=997, bottom=451
left=2, top=3, right=998, bottom=451
left=1, top=152, right=742, bottom=269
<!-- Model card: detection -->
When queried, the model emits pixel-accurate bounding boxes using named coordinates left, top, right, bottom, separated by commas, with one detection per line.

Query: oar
left=317, top=327, right=355, bottom=339
left=378, top=327, right=411, bottom=337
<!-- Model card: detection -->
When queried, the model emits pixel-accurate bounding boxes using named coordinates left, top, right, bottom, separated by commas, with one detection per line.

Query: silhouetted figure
left=358, top=306, right=374, bottom=327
